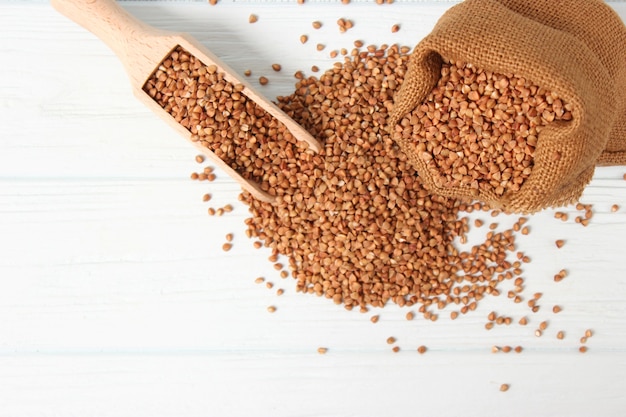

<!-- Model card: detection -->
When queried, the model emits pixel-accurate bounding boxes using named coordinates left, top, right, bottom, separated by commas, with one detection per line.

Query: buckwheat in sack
left=389, top=0, right=626, bottom=213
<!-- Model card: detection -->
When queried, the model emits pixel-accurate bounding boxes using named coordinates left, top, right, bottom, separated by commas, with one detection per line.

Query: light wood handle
left=50, top=0, right=173, bottom=86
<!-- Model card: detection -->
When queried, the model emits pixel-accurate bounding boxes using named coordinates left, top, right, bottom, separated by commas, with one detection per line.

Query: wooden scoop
left=51, top=0, right=321, bottom=204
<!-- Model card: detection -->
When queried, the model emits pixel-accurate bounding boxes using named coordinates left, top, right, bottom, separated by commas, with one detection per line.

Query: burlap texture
left=389, top=0, right=626, bottom=213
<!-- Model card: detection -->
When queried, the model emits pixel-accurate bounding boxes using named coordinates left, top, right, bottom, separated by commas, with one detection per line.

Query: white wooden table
left=1, top=1, right=626, bottom=416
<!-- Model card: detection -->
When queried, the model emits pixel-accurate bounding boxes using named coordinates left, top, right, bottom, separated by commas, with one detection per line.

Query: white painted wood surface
left=1, top=1, right=626, bottom=416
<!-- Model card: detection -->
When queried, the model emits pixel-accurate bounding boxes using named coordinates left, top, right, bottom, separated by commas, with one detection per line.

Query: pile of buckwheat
left=145, top=43, right=549, bottom=315
left=396, top=58, right=572, bottom=197
left=245, top=45, right=527, bottom=314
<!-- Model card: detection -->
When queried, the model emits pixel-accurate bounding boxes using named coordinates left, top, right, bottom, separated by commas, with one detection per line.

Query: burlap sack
left=389, top=0, right=626, bottom=213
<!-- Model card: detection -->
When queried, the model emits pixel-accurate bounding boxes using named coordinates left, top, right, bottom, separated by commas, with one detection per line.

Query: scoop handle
left=51, top=0, right=172, bottom=86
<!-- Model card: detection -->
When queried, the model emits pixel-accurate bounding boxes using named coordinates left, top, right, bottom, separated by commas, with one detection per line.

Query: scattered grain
left=500, top=384, right=510, bottom=392
left=300, top=34, right=308, bottom=44
left=267, top=305, right=277, bottom=313
left=317, top=347, right=328, bottom=354
left=336, top=18, right=353, bottom=32
left=222, top=243, right=232, bottom=252
left=554, top=269, right=568, bottom=282
left=386, top=337, right=396, bottom=345
left=248, top=14, right=258, bottom=24
left=579, top=346, right=588, bottom=353
left=417, top=345, right=427, bottom=354
left=312, top=21, right=322, bottom=29
left=391, top=24, right=400, bottom=33
left=259, top=76, right=269, bottom=85
left=555, top=239, right=565, bottom=248
left=556, top=331, right=564, bottom=340
left=271, top=64, right=282, bottom=72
